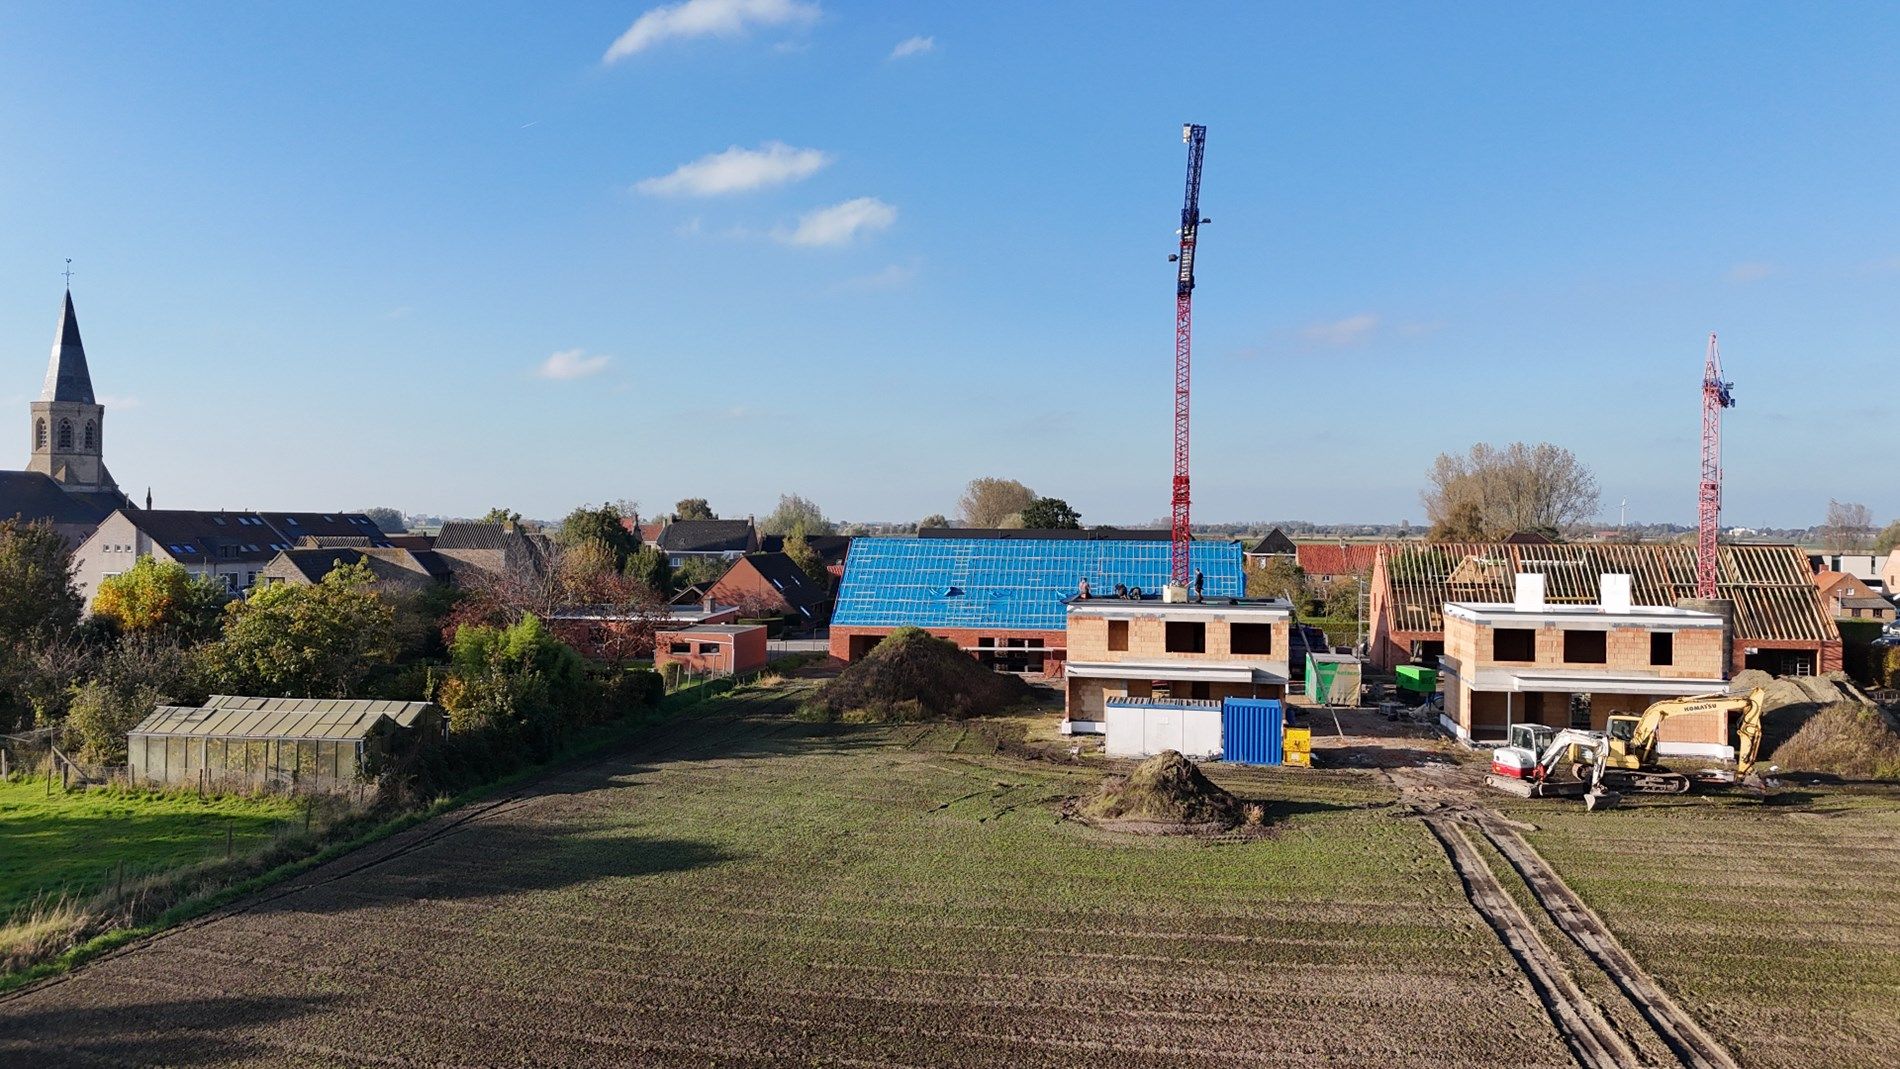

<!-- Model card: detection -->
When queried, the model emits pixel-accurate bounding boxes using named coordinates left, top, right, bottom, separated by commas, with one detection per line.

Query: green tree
left=673, top=555, right=731, bottom=589
left=440, top=613, right=587, bottom=740
left=65, top=638, right=202, bottom=763
left=359, top=507, right=407, bottom=533
left=1018, top=497, right=1082, bottom=529
left=91, top=556, right=229, bottom=640
left=1875, top=520, right=1900, bottom=556
left=673, top=498, right=716, bottom=521
left=557, top=502, right=640, bottom=570
left=956, top=477, right=1036, bottom=528
left=0, top=518, right=81, bottom=645
left=1247, top=557, right=1307, bottom=604
left=1427, top=499, right=1487, bottom=542
left=480, top=507, right=522, bottom=525
left=204, top=561, right=397, bottom=697
left=782, top=532, right=828, bottom=586
left=624, top=544, right=673, bottom=596
left=760, top=493, right=835, bottom=537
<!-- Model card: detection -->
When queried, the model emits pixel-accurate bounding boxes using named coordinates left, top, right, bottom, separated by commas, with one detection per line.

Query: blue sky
left=1, top=2, right=1895, bottom=528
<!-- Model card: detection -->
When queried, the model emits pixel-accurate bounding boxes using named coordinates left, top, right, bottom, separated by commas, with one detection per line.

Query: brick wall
left=828, top=625, right=1065, bottom=676
left=1066, top=612, right=1289, bottom=679
left=1446, top=616, right=1725, bottom=679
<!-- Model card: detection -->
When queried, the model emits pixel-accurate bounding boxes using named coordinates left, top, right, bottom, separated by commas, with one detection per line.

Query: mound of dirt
left=1077, top=750, right=1251, bottom=833
left=1732, top=670, right=1882, bottom=755
left=1768, top=701, right=1900, bottom=781
left=806, top=627, right=1033, bottom=723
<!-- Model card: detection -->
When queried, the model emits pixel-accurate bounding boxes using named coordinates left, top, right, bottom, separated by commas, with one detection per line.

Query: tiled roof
left=736, top=552, right=828, bottom=613
left=119, top=509, right=387, bottom=563
left=833, top=537, right=1245, bottom=631
left=1374, top=542, right=1839, bottom=645
left=0, top=470, right=114, bottom=527
left=1296, top=543, right=1384, bottom=576
left=1248, top=528, right=1297, bottom=555
left=659, top=519, right=756, bottom=553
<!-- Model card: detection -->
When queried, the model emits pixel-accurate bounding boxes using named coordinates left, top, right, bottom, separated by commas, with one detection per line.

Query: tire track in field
left=1394, top=768, right=1742, bottom=1069
left=1421, top=816, right=1637, bottom=1069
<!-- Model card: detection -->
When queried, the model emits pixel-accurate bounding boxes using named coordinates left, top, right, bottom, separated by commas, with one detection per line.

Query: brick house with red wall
left=655, top=624, right=768, bottom=677
left=708, top=552, right=831, bottom=628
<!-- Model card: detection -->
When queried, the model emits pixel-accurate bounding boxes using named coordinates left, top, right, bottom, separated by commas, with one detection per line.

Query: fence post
left=116, top=859, right=124, bottom=898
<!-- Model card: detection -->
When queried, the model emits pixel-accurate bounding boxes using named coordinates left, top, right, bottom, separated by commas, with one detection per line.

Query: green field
left=1511, top=788, right=1900, bottom=1068
left=0, top=777, right=302, bottom=919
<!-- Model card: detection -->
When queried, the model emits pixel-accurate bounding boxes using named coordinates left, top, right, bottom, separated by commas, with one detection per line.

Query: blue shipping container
left=1221, top=698, right=1284, bottom=765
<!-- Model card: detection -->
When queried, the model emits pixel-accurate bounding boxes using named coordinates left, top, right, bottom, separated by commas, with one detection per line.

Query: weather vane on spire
left=62, top=259, right=74, bottom=288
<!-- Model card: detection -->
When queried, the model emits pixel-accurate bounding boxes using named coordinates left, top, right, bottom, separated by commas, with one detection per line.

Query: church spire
left=40, top=290, right=96, bottom=404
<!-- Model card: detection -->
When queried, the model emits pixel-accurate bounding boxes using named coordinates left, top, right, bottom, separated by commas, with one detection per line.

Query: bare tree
left=1421, top=442, right=1599, bottom=541
left=957, top=478, right=1036, bottom=528
left=442, top=540, right=666, bottom=662
left=1821, top=499, right=1875, bottom=553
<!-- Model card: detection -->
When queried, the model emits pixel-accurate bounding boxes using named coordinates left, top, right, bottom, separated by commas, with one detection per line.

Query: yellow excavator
left=1598, top=687, right=1767, bottom=794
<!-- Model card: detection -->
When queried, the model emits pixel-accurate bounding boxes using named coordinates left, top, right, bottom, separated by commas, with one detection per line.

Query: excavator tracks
left=1396, top=769, right=1741, bottom=1069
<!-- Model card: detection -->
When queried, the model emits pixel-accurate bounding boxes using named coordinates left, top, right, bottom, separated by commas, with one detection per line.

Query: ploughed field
left=1509, top=787, right=1900, bottom=1069
left=0, top=682, right=1570, bottom=1068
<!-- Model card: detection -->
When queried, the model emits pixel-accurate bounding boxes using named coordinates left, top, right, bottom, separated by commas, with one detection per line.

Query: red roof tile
left=1296, top=543, right=1383, bottom=577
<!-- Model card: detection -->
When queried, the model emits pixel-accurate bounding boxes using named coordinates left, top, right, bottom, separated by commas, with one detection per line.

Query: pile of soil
left=1735, top=670, right=1889, bottom=755
left=1768, top=701, right=1900, bottom=781
left=805, top=627, right=1033, bottom=723
left=1075, top=750, right=1252, bottom=834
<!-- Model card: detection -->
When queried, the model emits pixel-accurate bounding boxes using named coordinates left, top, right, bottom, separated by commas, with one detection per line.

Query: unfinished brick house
left=1438, top=574, right=1736, bottom=757
left=1063, top=596, right=1292, bottom=726
left=829, top=536, right=1246, bottom=677
left=1369, top=542, right=1841, bottom=677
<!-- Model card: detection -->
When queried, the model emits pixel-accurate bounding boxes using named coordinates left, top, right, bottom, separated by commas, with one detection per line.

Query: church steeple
left=41, top=290, right=97, bottom=404
left=26, top=288, right=117, bottom=497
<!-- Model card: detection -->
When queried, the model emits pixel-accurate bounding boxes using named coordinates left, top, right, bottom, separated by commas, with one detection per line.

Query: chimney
left=1513, top=573, right=1545, bottom=611
left=1599, top=573, right=1633, bottom=612
left=701, top=594, right=714, bottom=613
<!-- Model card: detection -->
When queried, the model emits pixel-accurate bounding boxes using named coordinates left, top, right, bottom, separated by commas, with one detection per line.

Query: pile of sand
left=1077, top=750, right=1251, bottom=833
left=1768, top=701, right=1900, bottom=781
left=804, top=627, right=1033, bottom=723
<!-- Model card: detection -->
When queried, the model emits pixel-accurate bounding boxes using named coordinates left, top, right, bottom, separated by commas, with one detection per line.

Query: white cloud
left=604, top=0, right=820, bottom=63
left=636, top=141, right=831, bottom=197
left=1299, top=313, right=1380, bottom=348
left=537, top=349, right=611, bottom=380
left=776, top=197, right=897, bottom=247
left=889, top=35, right=935, bottom=59
left=1727, top=261, right=1774, bottom=283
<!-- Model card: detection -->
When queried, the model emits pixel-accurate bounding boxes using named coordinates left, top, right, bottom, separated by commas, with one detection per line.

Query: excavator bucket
left=1583, top=789, right=1622, bottom=812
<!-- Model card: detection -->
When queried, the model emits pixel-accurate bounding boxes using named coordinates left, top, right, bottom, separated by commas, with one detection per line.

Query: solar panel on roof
left=833, top=538, right=1245, bottom=630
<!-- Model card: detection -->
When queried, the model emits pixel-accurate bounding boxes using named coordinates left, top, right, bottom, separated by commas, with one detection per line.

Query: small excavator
left=1486, top=688, right=1768, bottom=808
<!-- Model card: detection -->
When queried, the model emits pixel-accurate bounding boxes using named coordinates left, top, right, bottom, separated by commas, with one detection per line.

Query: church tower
left=26, top=290, right=118, bottom=495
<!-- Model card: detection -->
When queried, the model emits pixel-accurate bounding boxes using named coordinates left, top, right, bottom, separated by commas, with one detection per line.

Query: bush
left=805, top=627, right=1031, bottom=723
left=440, top=614, right=586, bottom=751
left=64, top=638, right=203, bottom=763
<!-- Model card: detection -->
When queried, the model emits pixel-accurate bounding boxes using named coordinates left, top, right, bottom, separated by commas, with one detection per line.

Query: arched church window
left=84, top=421, right=97, bottom=450
left=57, top=419, right=73, bottom=450
left=35, top=419, right=46, bottom=450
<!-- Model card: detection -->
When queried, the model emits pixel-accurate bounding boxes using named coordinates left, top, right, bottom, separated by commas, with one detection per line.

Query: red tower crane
left=1167, top=124, right=1208, bottom=588
left=1697, top=332, right=1736, bottom=599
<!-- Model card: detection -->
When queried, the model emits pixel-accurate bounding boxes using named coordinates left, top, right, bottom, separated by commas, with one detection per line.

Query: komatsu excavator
left=1486, top=688, right=1767, bottom=806
left=1599, top=687, right=1767, bottom=793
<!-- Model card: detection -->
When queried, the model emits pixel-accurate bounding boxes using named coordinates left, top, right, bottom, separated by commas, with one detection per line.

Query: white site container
left=1104, top=701, right=1223, bottom=759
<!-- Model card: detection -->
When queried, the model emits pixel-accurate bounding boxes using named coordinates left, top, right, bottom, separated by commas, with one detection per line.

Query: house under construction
left=1368, top=542, right=1841, bottom=677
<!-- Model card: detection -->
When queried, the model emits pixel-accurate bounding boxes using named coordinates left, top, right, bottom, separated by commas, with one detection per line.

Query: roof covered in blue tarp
left=832, top=537, right=1245, bottom=631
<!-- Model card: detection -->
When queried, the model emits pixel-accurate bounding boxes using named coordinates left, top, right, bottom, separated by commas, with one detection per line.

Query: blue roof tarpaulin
left=832, top=537, right=1245, bottom=631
